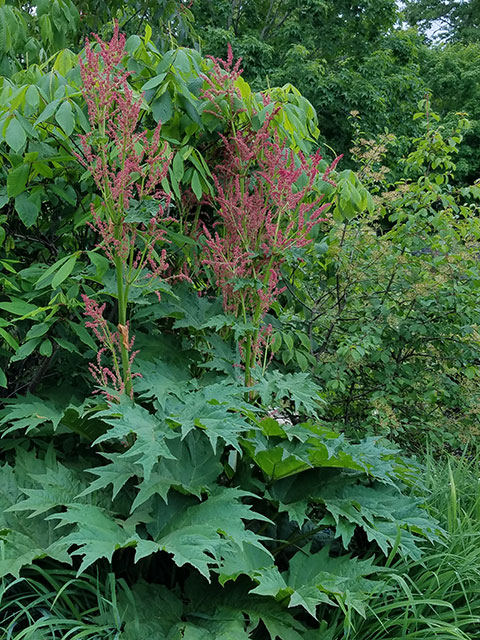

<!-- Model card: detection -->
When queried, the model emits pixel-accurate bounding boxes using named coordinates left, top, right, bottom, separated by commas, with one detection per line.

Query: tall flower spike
left=76, top=25, right=174, bottom=399
left=200, top=45, right=338, bottom=379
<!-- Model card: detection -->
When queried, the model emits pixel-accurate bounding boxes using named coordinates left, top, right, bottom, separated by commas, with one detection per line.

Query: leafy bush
left=275, top=106, right=480, bottom=449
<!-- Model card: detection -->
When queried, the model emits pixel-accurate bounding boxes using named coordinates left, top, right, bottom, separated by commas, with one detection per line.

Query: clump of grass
left=326, top=451, right=480, bottom=639
left=0, top=565, right=122, bottom=639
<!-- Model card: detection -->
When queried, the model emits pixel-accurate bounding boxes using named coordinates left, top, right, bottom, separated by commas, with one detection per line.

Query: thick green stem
left=115, top=252, right=132, bottom=398
left=244, top=332, right=252, bottom=389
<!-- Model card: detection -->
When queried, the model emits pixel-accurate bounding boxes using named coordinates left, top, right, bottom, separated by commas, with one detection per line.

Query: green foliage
left=325, top=452, right=480, bottom=639
left=418, top=42, right=480, bottom=184
left=0, top=8, right=477, bottom=640
left=404, top=0, right=480, bottom=43
left=276, top=107, right=480, bottom=449
left=0, top=0, right=194, bottom=76
left=0, top=566, right=122, bottom=639
left=192, top=1, right=427, bottom=163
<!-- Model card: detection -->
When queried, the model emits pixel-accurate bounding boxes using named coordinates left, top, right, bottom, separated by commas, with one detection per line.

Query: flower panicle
left=201, top=43, right=244, bottom=119
left=199, top=46, right=340, bottom=369
left=82, top=294, right=141, bottom=401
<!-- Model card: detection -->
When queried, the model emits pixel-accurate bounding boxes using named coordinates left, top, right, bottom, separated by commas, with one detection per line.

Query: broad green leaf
left=0, top=298, right=37, bottom=315
left=51, top=253, right=77, bottom=288
left=184, top=577, right=308, bottom=640
left=0, top=459, right=71, bottom=578
left=14, top=192, right=40, bottom=227
left=253, top=371, right=324, bottom=416
left=133, top=358, right=191, bottom=407
left=119, top=582, right=183, bottom=640
left=7, top=163, right=29, bottom=198
left=54, top=99, right=75, bottom=135
left=78, top=454, right=141, bottom=501
left=25, top=322, right=50, bottom=340
left=169, top=389, right=251, bottom=452
left=8, top=457, right=89, bottom=518
left=142, top=72, right=167, bottom=91
left=252, top=546, right=383, bottom=619
left=94, top=402, right=177, bottom=481
left=52, top=48, right=78, bottom=75
left=0, top=394, right=64, bottom=434
left=48, top=504, right=135, bottom=574
left=5, top=117, right=26, bottom=152
left=125, top=34, right=141, bottom=53
left=130, top=431, right=223, bottom=510
left=138, top=488, right=271, bottom=579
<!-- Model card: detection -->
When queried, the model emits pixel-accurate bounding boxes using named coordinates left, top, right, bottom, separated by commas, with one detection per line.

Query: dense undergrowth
left=0, top=13, right=480, bottom=640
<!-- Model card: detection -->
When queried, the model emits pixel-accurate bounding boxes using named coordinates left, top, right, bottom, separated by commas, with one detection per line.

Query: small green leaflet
left=191, top=171, right=202, bottom=199
left=51, top=253, right=78, bottom=288
left=142, top=72, right=167, bottom=91
left=35, top=252, right=79, bottom=289
left=7, top=164, right=29, bottom=198
left=35, top=98, right=60, bottom=125
left=10, top=337, right=41, bottom=362
left=14, top=192, right=40, bottom=227
left=152, top=90, right=173, bottom=123
left=0, top=326, right=19, bottom=350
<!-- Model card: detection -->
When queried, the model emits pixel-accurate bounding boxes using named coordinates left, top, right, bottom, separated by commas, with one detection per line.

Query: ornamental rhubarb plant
left=201, top=50, right=340, bottom=386
left=76, top=25, right=173, bottom=398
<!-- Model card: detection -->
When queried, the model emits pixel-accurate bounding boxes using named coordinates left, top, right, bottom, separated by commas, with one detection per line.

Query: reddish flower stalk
left=82, top=295, right=140, bottom=401
left=201, top=46, right=340, bottom=385
left=76, top=24, right=174, bottom=399
left=201, top=44, right=244, bottom=122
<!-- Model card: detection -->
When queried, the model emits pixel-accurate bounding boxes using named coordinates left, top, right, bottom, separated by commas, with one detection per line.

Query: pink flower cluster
left=201, top=43, right=244, bottom=121
left=77, top=25, right=172, bottom=212
left=82, top=295, right=140, bottom=401
left=202, top=121, right=339, bottom=318
left=76, top=23, right=173, bottom=282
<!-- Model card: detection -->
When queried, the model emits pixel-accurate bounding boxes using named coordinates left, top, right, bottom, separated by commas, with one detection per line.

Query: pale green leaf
left=55, top=100, right=75, bottom=136
left=5, top=117, right=26, bottom=152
